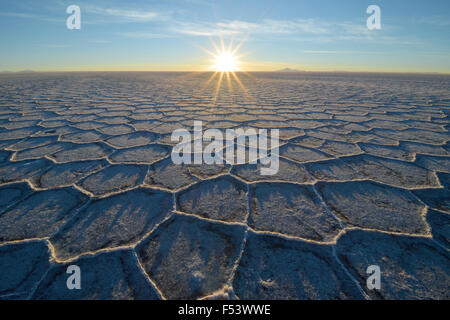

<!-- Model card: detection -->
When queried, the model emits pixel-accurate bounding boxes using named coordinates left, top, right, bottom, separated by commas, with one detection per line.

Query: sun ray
left=219, top=33, right=226, bottom=52
left=231, top=72, right=247, bottom=94
left=209, top=38, right=221, bottom=55
left=213, top=71, right=224, bottom=105
left=231, top=35, right=248, bottom=56
left=205, top=71, right=218, bottom=88
left=226, top=71, right=233, bottom=95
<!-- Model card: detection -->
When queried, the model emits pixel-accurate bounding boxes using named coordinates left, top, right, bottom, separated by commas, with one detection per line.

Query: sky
left=1, top=0, right=449, bottom=73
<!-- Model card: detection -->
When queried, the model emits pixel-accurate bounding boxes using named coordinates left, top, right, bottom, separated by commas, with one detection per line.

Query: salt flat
left=0, top=72, right=449, bottom=300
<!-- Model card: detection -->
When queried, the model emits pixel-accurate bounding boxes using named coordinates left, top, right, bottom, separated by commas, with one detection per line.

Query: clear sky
left=1, top=0, right=449, bottom=73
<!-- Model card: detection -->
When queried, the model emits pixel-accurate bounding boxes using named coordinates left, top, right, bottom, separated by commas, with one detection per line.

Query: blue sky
left=1, top=0, right=449, bottom=72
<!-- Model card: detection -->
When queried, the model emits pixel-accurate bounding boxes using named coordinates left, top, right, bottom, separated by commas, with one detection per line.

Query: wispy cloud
left=0, top=11, right=62, bottom=23
left=89, top=40, right=112, bottom=44
left=117, top=32, right=171, bottom=39
left=302, top=50, right=385, bottom=55
left=45, top=44, right=72, bottom=48
left=171, top=18, right=397, bottom=44
left=84, top=6, right=169, bottom=22
left=174, top=22, right=240, bottom=36
left=414, top=15, right=450, bottom=27
left=219, top=19, right=331, bottom=35
left=173, top=18, right=333, bottom=37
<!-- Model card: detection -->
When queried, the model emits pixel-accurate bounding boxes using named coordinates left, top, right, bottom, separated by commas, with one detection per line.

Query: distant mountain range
left=0, top=70, right=35, bottom=73
left=276, top=68, right=304, bottom=73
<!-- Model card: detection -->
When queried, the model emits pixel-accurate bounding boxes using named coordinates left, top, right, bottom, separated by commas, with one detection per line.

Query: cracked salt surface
left=0, top=72, right=448, bottom=299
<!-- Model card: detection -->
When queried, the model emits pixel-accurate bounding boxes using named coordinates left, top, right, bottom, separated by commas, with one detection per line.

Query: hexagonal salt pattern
left=32, top=250, right=160, bottom=300
left=0, top=188, right=88, bottom=243
left=249, top=182, right=342, bottom=241
left=136, top=214, right=246, bottom=300
left=336, top=230, right=450, bottom=300
left=233, top=232, right=364, bottom=299
left=0, top=241, right=51, bottom=299
left=0, top=72, right=448, bottom=299
left=50, top=188, right=173, bottom=260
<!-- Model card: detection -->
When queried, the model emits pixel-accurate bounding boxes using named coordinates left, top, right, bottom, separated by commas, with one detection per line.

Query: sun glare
left=214, top=51, right=239, bottom=72
left=197, top=36, right=252, bottom=103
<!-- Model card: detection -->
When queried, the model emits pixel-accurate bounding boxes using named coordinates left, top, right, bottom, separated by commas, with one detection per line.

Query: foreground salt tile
left=307, top=154, right=439, bottom=189
left=97, top=116, right=130, bottom=125
left=136, top=214, right=246, bottom=300
left=187, top=162, right=230, bottom=179
left=343, top=154, right=439, bottom=188
left=0, top=127, right=39, bottom=140
left=317, top=181, right=428, bottom=235
left=105, top=131, right=158, bottom=148
left=0, top=241, right=51, bottom=298
left=231, top=158, right=313, bottom=183
left=151, top=122, right=190, bottom=134
left=437, top=172, right=450, bottom=188
left=51, top=143, right=113, bottom=163
left=317, top=140, right=362, bottom=157
left=78, top=164, right=147, bottom=195
left=176, top=175, right=248, bottom=223
left=365, top=119, right=409, bottom=130
left=7, top=136, right=58, bottom=151
left=97, top=124, right=134, bottom=136
left=249, top=182, right=341, bottom=241
left=1, top=120, right=38, bottom=130
left=32, top=250, right=159, bottom=300
left=60, top=130, right=107, bottom=144
left=50, top=188, right=172, bottom=260
left=284, top=119, right=326, bottom=129
left=31, top=159, right=108, bottom=189
left=400, top=141, right=450, bottom=156
left=0, top=150, right=11, bottom=162
left=131, top=120, right=162, bottom=131
left=348, top=131, right=400, bottom=146
left=109, top=144, right=169, bottom=164
left=34, top=126, right=79, bottom=137
left=358, top=142, right=414, bottom=161
left=145, top=158, right=197, bottom=190
left=413, top=187, right=450, bottom=213
left=280, top=143, right=333, bottom=163
left=39, top=120, right=70, bottom=128
left=289, top=135, right=324, bottom=148
left=373, top=128, right=448, bottom=145
left=0, top=158, right=53, bottom=184
left=273, top=127, right=305, bottom=140
left=415, top=155, right=450, bottom=173
left=336, top=230, right=450, bottom=299
left=305, top=158, right=361, bottom=181
left=233, top=232, right=363, bottom=299
left=0, top=139, right=18, bottom=150
left=12, top=142, right=71, bottom=161
left=0, top=188, right=88, bottom=243
left=0, top=182, right=32, bottom=209
left=406, top=120, right=446, bottom=132
left=426, top=209, right=450, bottom=248
left=70, top=121, right=105, bottom=130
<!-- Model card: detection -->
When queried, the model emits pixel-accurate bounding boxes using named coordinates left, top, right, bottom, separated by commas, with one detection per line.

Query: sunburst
left=199, top=35, right=253, bottom=104
left=214, top=51, right=239, bottom=72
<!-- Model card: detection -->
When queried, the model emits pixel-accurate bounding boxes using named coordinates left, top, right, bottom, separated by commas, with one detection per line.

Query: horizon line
left=1, top=70, right=449, bottom=75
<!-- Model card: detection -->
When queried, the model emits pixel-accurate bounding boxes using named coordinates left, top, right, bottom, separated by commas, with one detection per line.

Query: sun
left=197, top=36, right=252, bottom=103
left=214, top=51, right=239, bottom=72
left=199, top=36, right=246, bottom=73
